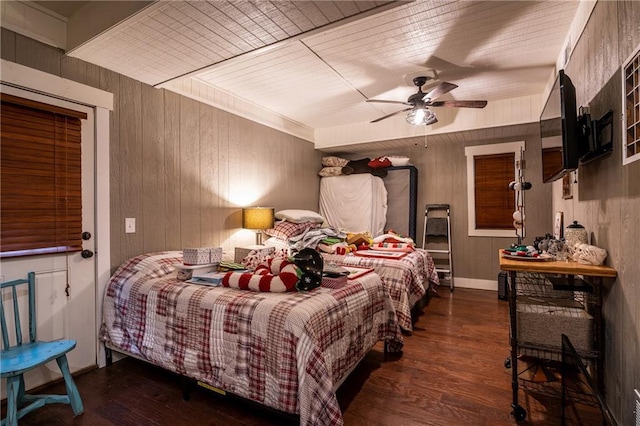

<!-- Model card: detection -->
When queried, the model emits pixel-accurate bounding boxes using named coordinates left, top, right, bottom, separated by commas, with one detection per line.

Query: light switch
left=125, top=218, right=136, bottom=233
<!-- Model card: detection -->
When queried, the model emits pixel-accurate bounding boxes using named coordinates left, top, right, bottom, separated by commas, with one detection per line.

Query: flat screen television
left=540, top=70, right=587, bottom=183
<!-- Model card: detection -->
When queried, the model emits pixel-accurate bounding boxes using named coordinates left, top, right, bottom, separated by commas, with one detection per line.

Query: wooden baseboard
left=453, top=277, right=498, bottom=291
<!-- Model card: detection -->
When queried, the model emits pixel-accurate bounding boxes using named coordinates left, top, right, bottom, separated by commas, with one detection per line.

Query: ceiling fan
left=366, top=76, right=488, bottom=125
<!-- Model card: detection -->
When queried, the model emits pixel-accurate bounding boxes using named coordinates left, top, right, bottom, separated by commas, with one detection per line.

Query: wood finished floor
left=5, top=288, right=603, bottom=425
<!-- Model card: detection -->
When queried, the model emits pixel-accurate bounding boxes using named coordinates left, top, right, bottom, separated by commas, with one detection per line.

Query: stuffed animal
left=223, top=258, right=301, bottom=292
left=368, top=157, right=392, bottom=168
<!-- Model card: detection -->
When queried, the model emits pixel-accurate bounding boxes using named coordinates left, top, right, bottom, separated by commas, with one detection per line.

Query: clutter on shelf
left=572, top=243, right=608, bottom=266
left=529, top=232, right=608, bottom=266
left=317, top=155, right=411, bottom=178
left=565, top=220, right=588, bottom=248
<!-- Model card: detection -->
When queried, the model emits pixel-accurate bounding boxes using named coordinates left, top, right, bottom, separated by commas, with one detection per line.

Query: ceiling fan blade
left=429, top=100, right=488, bottom=108
left=422, top=82, right=458, bottom=102
left=366, top=99, right=412, bottom=106
left=371, top=108, right=412, bottom=123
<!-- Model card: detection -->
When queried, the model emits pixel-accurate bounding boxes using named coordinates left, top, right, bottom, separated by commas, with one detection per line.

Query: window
left=1, top=93, right=87, bottom=257
left=623, top=43, right=640, bottom=165
left=465, top=141, right=525, bottom=237
left=474, top=153, right=516, bottom=229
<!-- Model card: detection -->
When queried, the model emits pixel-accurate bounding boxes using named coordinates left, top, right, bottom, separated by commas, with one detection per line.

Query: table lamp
left=242, top=207, right=274, bottom=245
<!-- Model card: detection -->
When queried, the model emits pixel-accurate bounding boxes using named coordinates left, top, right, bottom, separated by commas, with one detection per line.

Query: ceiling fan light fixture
left=368, top=78, right=484, bottom=124
left=406, top=107, right=437, bottom=125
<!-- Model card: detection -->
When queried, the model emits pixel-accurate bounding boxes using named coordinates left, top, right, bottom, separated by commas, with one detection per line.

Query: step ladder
left=422, top=204, right=453, bottom=291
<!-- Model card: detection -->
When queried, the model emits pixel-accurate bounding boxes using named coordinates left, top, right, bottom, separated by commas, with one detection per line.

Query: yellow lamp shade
left=242, top=207, right=275, bottom=230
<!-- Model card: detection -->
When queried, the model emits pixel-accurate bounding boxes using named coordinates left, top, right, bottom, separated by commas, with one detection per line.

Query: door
left=0, top=85, right=97, bottom=390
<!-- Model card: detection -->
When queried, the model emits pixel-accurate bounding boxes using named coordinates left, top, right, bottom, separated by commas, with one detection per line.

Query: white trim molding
left=465, top=141, right=525, bottom=237
left=454, top=277, right=498, bottom=292
left=0, top=1, right=67, bottom=49
left=94, top=107, right=111, bottom=368
left=1, top=59, right=112, bottom=368
left=0, top=60, right=113, bottom=110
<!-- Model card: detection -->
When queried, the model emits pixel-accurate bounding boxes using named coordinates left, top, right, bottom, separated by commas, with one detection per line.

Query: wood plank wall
left=0, top=28, right=323, bottom=272
left=558, top=2, right=640, bottom=425
left=330, top=122, right=552, bottom=283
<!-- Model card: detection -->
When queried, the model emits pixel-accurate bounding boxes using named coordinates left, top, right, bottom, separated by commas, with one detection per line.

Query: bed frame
left=104, top=339, right=385, bottom=423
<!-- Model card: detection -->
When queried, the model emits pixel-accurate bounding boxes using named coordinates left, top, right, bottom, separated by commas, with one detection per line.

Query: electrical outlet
left=125, top=218, right=136, bottom=234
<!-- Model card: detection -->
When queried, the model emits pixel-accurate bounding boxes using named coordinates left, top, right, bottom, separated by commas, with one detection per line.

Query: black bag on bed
left=293, top=248, right=323, bottom=292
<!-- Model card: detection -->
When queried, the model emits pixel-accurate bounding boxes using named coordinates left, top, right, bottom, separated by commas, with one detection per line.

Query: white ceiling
left=51, top=1, right=580, bottom=138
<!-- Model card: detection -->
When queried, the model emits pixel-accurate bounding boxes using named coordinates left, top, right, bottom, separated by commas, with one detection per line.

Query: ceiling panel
left=68, top=0, right=393, bottom=86
left=196, top=41, right=375, bottom=128
left=65, top=0, right=580, bottom=132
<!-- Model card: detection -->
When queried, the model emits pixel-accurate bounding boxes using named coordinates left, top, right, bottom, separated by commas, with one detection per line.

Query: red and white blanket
left=100, top=251, right=402, bottom=426
left=322, top=249, right=439, bottom=332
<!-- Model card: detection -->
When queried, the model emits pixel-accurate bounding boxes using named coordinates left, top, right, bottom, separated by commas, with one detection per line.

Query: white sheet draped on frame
left=319, top=174, right=388, bottom=237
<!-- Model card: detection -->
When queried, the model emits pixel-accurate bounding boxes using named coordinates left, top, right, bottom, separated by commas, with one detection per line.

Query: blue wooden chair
left=0, top=272, right=83, bottom=426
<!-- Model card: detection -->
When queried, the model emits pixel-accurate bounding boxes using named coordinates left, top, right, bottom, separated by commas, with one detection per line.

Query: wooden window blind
left=1, top=93, right=87, bottom=258
left=474, top=153, right=515, bottom=229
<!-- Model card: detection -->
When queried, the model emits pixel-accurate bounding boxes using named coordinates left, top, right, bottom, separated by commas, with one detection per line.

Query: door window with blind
left=465, top=141, right=524, bottom=237
left=1, top=93, right=87, bottom=258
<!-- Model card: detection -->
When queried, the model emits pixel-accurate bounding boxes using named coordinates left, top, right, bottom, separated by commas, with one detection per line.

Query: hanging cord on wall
left=63, top=115, right=71, bottom=298
left=53, top=113, right=71, bottom=299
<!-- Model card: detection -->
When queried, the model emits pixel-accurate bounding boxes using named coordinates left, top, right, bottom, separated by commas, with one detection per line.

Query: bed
left=100, top=251, right=402, bottom=426
left=322, top=249, right=439, bottom=333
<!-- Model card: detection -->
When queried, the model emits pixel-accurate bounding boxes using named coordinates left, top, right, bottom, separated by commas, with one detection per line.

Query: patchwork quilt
left=322, top=249, right=439, bottom=332
left=101, top=251, right=402, bottom=426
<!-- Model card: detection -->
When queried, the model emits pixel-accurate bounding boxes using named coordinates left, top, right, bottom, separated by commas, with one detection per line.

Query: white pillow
left=275, top=209, right=325, bottom=224
left=263, top=237, right=291, bottom=250
left=387, top=156, right=410, bottom=166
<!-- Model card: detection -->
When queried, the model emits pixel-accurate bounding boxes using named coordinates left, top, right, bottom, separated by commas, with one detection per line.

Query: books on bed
left=188, top=272, right=227, bottom=286
left=218, top=261, right=248, bottom=271
left=321, top=267, right=373, bottom=288
left=353, top=250, right=408, bottom=260
left=174, top=263, right=218, bottom=281
left=343, top=266, right=374, bottom=279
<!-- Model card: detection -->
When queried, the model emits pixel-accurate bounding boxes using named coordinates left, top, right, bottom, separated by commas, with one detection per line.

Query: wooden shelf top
left=498, top=251, right=617, bottom=277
